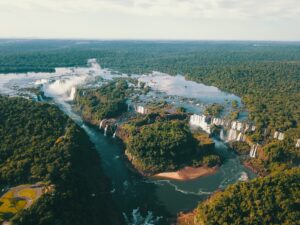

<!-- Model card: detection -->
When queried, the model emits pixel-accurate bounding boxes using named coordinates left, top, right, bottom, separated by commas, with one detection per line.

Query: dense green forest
left=194, top=168, right=300, bottom=225
left=0, top=96, right=122, bottom=225
left=74, top=80, right=129, bottom=125
left=120, top=116, right=220, bottom=174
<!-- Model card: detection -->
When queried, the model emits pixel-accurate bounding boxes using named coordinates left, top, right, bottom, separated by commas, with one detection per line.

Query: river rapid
left=0, top=60, right=255, bottom=224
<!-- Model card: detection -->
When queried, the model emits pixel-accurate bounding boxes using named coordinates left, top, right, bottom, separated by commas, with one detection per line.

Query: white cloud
left=0, top=0, right=299, bottom=40
left=0, top=0, right=299, bottom=20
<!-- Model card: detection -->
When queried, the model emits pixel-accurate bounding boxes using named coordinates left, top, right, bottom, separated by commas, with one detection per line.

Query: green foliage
left=74, top=80, right=128, bottom=123
left=124, top=119, right=220, bottom=173
left=204, top=103, right=224, bottom=117
left=229, top=142, right=251, bottom=155
left=0, top=97, right=68, bottom=184
left=201, top=155, right=221, bottom=167
left=231, top=100, right=239, bottom=109
left=0, top=96, right=122, bottom=225
left=187, top=63, right=300, bottom=131
left=195, top=168, right=300, bottom=225
left=127, top=120, right=196, bottom=173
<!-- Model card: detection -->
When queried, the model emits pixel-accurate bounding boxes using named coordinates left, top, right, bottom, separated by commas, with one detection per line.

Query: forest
left=194, top=168, right=300, bottom=225
left=74, top=79, right=129, bottom=125
left=120, top=115, right=220, bottom=174
left=0, top=96, right=122, bottom=225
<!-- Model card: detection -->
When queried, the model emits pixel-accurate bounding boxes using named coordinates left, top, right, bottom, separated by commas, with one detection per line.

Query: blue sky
left=0, top=0, right=299, bottom=40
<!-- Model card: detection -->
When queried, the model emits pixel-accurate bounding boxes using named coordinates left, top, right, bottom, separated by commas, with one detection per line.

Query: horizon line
left=1, top=37, right=300, bottom=43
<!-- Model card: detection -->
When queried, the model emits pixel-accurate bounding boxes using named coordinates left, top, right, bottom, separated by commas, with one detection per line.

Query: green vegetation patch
left=122, top=117, right=220, bottom=174
left=0, top=96, right=122, bottom=225
left=195, top=168, right=300, bottom=225
left=74, top=80, right=129, bottom=124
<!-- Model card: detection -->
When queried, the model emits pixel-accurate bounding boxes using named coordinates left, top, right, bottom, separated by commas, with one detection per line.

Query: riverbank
left=153, top=166, right=218, bottom=181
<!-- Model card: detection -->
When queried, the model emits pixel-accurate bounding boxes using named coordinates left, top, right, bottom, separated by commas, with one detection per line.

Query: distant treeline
left=1, top=40, right=299, bottom=130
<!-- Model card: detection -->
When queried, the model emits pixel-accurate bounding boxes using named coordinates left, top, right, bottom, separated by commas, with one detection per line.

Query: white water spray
left=104, top=125, right=108, bottom=136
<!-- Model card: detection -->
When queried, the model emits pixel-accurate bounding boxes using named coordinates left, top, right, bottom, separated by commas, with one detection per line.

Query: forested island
left=73, top=80, right=129, bottom=125
left=0, top=96, right=122, bottom=225
left=119, top=116, right=220, bottom=177
left=73, top=80, right=221, bottom=179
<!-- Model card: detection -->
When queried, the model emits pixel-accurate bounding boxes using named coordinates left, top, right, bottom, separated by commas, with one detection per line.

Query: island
left=73, top=80, right=222, bottom=180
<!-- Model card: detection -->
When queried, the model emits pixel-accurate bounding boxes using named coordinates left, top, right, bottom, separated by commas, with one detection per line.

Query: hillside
left=0, top=96, right=122, bottom=225
left=178, top=168, right=300, bottom=225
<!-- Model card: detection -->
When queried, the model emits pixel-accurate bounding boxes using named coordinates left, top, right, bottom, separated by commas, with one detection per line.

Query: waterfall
left=99, top=120, right=104, bottom=129
left=274, top=131, right=285, bottom=140
left=249, top=144, right=259, bottom=158
left=296, top=139, right=300, bottom=148
left=113, top=132, right=116, bottom=138
left=220, top=129, right=225, bottom=140
left=137, top=106, right=147, bottom=114
left=244, top=124, right=250, bottom=133
left=231, top=121, right=237, bottom=130
left=127, top=103, right=131, bottom=111
left=249, top=145, right=254, bottom=157
left=237, top=132, right=243, bottom=141
left=253, top=145, right=258, bottom=157
left=69, top=87, right=76, bottom=100
left=189, top=114, right=211, bottom=134
left=212, top=117, right=223, bottom=126
left=278, top=133, right=285, bottom=141
left=104, top=125, right=108, bottom=136
left=227, top=129, right=238, bottom=142
left=236, top=122, right=243, bottom=131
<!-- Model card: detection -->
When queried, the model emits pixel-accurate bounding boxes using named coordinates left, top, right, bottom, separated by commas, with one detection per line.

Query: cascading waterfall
left=274, top=131, right=285, bottom=141
left=220, top=129, right=225, bottom=140
left=113, top=132, right=116, bottom=138
left=104, top=125, right=108, bottom=136
left=236, top=122, right=243, bottom=131
left=69, top=87, right=76, bottom=100
left=236, top=132, right=243, bottom=142
left=227, top=129, right=238, bottom=142
left=231, top=121, right=237, bottom=130
left=189, top=114, right=211, bottom=134
left=249, top=144, right=259, bottom=158
left=244, top=124, right=250, bottom=133
left=99, top=120, right=104, bottom=129
left=296, top=139, right=300, bottom=148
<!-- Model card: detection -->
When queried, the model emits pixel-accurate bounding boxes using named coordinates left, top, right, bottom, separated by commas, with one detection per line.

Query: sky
left=0, top=0, right=300, bottom=41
